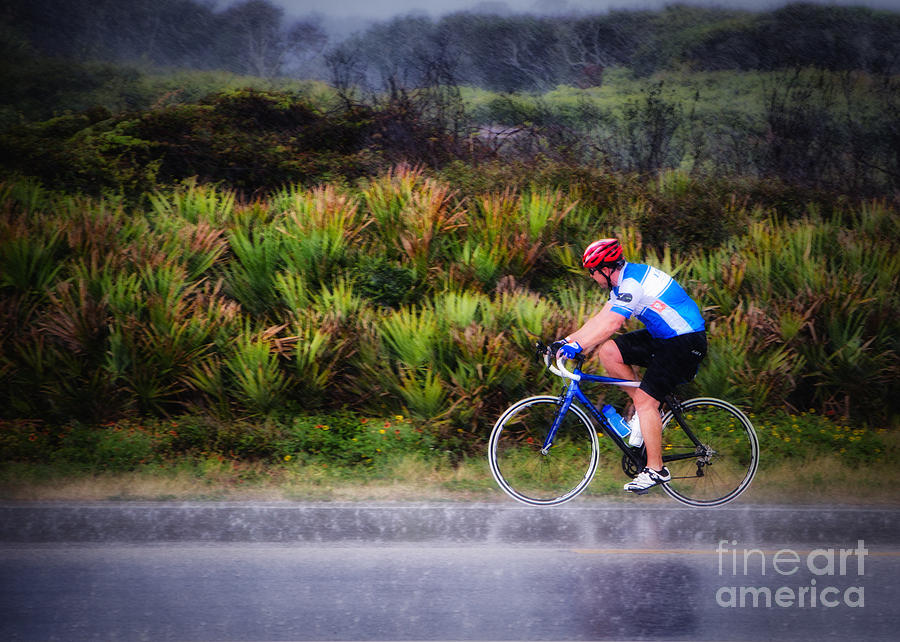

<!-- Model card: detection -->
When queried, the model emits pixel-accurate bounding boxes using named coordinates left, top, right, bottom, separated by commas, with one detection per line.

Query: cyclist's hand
left=553, top=339, right=582, bottom=360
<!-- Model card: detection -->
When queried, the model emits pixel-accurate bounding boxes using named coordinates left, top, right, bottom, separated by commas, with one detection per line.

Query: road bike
left=488, top=342, right=759, bottom=507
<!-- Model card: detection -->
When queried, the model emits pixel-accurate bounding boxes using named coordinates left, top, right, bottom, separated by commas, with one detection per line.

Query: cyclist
left=552, top=238, right=707, bottom=493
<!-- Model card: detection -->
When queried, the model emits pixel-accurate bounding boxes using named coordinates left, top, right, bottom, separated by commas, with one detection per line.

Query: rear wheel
left=660, top=397, right=759, bottom=507
left=488, top=396, right=599, bottom=506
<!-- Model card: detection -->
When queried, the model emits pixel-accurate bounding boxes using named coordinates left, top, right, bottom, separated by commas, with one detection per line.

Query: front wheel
left=488, top=396, right=599, bottom=506
left=660, top=397, right=759, bottom=507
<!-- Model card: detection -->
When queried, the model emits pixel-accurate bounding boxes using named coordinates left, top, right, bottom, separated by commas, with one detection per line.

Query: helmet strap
left=589, top=261, right=623, bottom=289
left=602, top=267, right=614, bottom=290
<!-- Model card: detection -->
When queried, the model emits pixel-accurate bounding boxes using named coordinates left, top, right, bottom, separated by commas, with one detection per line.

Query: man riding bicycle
left=552, top=238, right=707, bottom=493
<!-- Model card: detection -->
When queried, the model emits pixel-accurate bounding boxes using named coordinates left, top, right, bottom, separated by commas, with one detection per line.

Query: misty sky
left=273, top=0, right=900, bottom=20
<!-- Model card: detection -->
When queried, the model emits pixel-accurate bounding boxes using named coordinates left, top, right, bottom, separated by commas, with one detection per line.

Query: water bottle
left=601, top=404, right=631, bottom=438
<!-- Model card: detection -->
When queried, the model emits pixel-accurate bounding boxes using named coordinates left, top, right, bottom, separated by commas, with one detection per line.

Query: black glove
left=548, top=340, right=567, bottom=356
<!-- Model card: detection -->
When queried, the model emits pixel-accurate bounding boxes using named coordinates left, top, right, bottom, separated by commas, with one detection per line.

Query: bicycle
left=488, top=341, right=759, bottom=507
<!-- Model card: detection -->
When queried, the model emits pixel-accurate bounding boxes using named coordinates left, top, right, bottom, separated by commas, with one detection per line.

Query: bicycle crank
left=621, top=446, right=646, bottom=478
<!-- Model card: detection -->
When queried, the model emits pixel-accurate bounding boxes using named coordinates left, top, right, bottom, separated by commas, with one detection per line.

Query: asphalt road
left=1, top=502, right=898, bottom=641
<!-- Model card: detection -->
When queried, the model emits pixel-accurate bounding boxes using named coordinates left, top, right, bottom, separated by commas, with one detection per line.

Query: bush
left=753, top=410, right=887, bottom=467
left=0, top=419, right=171, bottom=472
left=0, top=89, right=377, bottom=195
left=0, top=167, right=897, bottom=437
left=352, top=256, right=419, bottom=308
left=273, top=413, right=431, bottom=468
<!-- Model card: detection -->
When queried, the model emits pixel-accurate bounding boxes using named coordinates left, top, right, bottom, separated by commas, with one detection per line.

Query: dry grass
left=737, top=455, right=900, bottom=505
left=2, top=452, right=898, bottom=505
left=0, top=456, right=503, bottom=503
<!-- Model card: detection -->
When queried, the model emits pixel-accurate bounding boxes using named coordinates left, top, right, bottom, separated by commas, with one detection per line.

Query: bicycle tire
left=488, top=396, right=599, bottom=506
left=660, top=397, right=759, bottom=507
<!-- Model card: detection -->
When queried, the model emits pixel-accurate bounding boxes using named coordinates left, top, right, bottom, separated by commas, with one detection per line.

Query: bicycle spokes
left=489, top=396, right=599, bottom=506
left=659, top=398, right=759, bottom=507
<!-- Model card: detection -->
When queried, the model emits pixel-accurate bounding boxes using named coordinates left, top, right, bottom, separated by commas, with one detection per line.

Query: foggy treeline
left=1, top=2, right=899, bottom=432
left=3, top=1, right=900, bottom=197
left=5, top=0, right=900, bottom=91
left=3, top=0, right=327, bottom=79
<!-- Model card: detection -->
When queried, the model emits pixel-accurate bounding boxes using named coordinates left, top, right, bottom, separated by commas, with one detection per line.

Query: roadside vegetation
left=1, top=169, right=897, bottom=501
left=1, top=2, right=898, bottom=501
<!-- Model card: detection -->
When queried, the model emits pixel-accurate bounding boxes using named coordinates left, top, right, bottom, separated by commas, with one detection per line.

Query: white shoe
left=624, top=467, right=671, bottom=493
left=627, top=413, right=643, bottom=447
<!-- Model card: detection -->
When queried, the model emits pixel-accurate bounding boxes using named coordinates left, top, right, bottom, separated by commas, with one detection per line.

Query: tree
left=616, top=82, right=682, bottom=174
left=556, top=11, right=649, bottom=86
left=216, top=0, right=293, bottom=78
left=283, top=17, right=328, bottom=79
left=437, top=13, right=566, bottom=92
left=2, top=0, right=217, bottom=66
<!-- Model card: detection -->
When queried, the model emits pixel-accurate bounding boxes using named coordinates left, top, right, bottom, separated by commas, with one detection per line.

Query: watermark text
left=714, top=539, right=867, bottom=608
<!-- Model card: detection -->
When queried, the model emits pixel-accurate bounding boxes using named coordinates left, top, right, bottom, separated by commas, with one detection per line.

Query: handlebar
left=534, top=340, right=641, bottom=388
left=535, top=341, right=582, bottom=381
left=544, top=349, right=582, bottom=381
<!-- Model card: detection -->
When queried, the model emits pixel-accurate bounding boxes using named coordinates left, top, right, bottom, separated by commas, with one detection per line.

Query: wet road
left=1, top=502, right=898, bottom=640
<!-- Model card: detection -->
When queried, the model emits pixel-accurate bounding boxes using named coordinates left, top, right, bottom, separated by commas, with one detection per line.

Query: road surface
left=1, top=502, right=897, bottom=640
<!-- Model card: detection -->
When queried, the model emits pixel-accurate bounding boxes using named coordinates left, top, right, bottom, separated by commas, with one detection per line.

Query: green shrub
left=0, top=168, right=897, bottom=436
left=754, top=410, right=887, bottom=466
left=0, top=420, right=170, bottom=472
left=274, top=413, right=431, bottom=467
left=352, top=257, right=419, bottom=308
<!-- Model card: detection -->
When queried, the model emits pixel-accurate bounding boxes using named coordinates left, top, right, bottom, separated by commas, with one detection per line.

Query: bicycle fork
left=540, top=384, right=579, bottom=454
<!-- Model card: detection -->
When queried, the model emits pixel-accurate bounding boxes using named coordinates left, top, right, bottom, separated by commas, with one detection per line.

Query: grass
left=1, top=408, right=897, bottom=505
left=0, top=455, right=497, bottom=503
left=3, top=436, right=898, bottom=505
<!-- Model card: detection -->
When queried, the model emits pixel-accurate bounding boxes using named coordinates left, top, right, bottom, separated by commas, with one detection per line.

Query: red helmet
left=582, top=238, right=623, bottom=270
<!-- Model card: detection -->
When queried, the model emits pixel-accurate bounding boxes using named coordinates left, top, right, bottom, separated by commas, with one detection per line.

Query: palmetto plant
left=174, top=221, right=228, bottom=281
left=25, top=277, right=120, bottom=419
left=520, top=188, right=576, bottom=242
left=276, top=183, right=366, bottom=285
left=379, top=306, right=439, bottom=369
left=361, top=164, right=421, bottom=251
left=495, top=289, right=559, bottom=351
left=460, top=187, right=574, bottom=286
left=289, top=311, right=350, bottom=406
left=433, top=289, right=485, bottom=330
left=225, top=226, right=283, bottom=317
left=361, top=165, right=467, bottom=275
left=0, top=170, right=897, bottom=431
left=393, top=366, right=449, bottom=421
left=225, top=325, right=289, bottom=414
left=273, top=270, right=309, bottom=314
left=311, top=276, right=364, bottom=325
left=0, top=224, right=64, bottom=295
left=395, top=179, right=466, bottom=273
left=148, top=178, right=236, bottom=227
left=444, top=323, right=525, bottom=429
left=0, top=178, right=51, bottom=215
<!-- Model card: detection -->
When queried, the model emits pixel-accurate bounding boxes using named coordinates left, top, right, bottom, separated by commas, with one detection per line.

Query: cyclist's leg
left=596, top=337, right=640, bottom=384
left=633, top=389, right=664, bottom=470
left=596, top=337, right=641, bottom=415
left=598, top=332, right=666, bottom=471
left=632, top=332, right=708, bottom=471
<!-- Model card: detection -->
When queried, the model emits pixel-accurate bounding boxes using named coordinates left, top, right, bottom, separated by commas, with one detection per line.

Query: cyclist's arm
left=565, top=302, right=627, bottom=352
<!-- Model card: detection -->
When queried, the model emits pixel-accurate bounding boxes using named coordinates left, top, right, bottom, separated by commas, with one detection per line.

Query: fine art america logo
left=715, top=539, right=868, bottom=609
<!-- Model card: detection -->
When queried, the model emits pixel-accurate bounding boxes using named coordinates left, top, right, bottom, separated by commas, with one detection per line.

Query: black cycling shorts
left=613, top=329, right=707, bottom=401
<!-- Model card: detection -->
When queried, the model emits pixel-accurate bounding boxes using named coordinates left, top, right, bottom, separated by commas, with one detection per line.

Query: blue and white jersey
left=609, top=262, right=705, bottom=338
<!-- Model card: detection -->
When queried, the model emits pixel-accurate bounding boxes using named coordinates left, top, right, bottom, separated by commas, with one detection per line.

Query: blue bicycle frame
left=542, top=354, right=706, bottom=472
left=541, top=358, right=644, bottom=468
